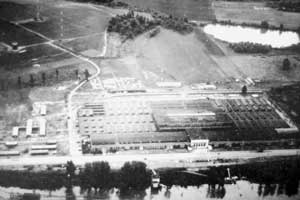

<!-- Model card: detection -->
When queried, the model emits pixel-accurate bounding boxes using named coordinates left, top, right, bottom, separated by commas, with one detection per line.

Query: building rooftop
left=91, top=131, right=189, bottom=145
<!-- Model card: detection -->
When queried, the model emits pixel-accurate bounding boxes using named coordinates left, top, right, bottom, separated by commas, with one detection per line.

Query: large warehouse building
left=77, top=96, right=297, bottom=153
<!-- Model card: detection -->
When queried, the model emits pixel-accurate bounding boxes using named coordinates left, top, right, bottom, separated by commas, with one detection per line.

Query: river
left=0, top=180, right=299, bottom=200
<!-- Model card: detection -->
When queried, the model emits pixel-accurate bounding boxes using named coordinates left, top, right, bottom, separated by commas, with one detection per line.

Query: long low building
left=31, top=144, right=57, bottom=150
left=0, top=151, right=20, bottom=156
left=151, top=99, right=234, bottom=131
left=90, top=131, right=190, bottom=152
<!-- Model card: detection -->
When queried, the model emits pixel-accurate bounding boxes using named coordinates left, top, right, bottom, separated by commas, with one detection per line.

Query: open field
left=23, top=3, right=109, bottom=40
left=0, top=19, right=45, bottom=46
left=0, top=1, right=36, bottom=21
left=0, top=44, right=70, bottom=70
left=105, top=28, right=240, bottom=86
left=213, top=1, right=300, bottom=30
left=119, top=0, right=216, bottom=21
left=204, top=29, right=300, bottom=86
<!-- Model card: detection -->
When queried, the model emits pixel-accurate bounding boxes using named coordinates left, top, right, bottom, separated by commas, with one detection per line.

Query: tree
left=279, top=24, right=284, bottom=31
left=261, top=21, right=269, bottom=29
left=282, top=58, right=291, bottom=71
left=241, top=85, right=247, bottom=95
left=119, top=161, right=151, bottom=190
left=42, top=72, right=46, bottom=85
left=84, top=69, right=90, bottom=81
left=79, top=163, right=94, bottom=190
left=30, top=74, right=35, bottom=87
left=75, top=69, right=79, bottom=78
left=92, top=161, right=111, bottom=190
left=17, top=76, right=22, bottom=88
left=56, top=69, right=59, bottom=81
left=66, top=161, right=76, bottom=179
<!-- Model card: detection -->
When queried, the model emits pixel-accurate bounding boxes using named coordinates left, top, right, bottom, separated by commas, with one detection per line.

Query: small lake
left=203, top=24, right=300, bottom=48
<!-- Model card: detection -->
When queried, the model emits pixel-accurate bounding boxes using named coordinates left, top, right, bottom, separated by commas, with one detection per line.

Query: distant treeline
left=267, top=0, right=300, bottom=13
left=67, top=0, right=129, bottom=8
left=215, top=0, right=300, bottom=13
left=108, top=11, right=193, bottom=39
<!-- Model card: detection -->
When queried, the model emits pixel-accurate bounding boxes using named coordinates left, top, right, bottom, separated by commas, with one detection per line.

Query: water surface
left=203, top=24, right=300, bottom=48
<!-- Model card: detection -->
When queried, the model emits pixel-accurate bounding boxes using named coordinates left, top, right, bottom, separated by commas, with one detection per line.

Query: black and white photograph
left=0, top=0, right=299, bottom=199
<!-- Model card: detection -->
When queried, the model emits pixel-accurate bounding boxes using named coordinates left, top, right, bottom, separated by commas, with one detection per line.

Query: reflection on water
left=1, top=159, right=300, bottom=199
left=1, top=180, right=300, bottom=200
left=203, top=24, right=300, bottom=48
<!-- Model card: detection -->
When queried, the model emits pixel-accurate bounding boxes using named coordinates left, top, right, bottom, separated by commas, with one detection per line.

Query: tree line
left=67, top=0, right=129, bottom=8
left=267, top=0, right=300, bottom=13
left=0, top=161, right=151, bottom=193
left=0, top=68, right=90, bottom=91
left=78, top=161, right=151, bottom=192
left=229, top=42, right=272, bottom=54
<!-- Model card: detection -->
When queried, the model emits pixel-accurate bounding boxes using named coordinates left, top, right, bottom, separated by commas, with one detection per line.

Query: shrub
left=282, top=58, right=291, bottom=71
left=261, top=21, right=269, bottom=29
left=229, top=42, right=272, bottom=54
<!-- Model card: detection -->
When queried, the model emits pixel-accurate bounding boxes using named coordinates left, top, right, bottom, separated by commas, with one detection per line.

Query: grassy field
left=119, top=0, right=216, bottom=21
left=23, top=3, right=109, bottom=40
left=0, top=19, right=45, bottom=46
left=213, top=1, right=300, bottom=30
left=0, top=1, right=36, bottom=21
left=104, top=27, right=247, bottom=86
left=0, top=44, right=70, bottom=70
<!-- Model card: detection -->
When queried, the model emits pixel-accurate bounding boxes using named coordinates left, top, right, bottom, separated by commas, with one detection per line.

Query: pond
left=203, top=24, right=300, bottom=48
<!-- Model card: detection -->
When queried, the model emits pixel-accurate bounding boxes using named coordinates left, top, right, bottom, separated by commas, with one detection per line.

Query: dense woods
left=108, top=11, right=193, bottom=39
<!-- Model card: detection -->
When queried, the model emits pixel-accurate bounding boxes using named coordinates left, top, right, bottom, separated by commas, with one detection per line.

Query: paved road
left=0, top=149, right=299, bottom=169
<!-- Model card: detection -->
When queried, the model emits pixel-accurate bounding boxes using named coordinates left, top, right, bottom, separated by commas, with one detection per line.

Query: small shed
left=12, top=127, right=19, bottom=137
left=40, top=105, right=47, bottom=116
left=39, top=118, right=46, bottom=136
left=26, top=119, right=33, bottom=137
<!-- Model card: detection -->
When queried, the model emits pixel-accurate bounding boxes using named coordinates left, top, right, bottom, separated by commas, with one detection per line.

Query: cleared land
left=213, top=1, right=300, bottom=30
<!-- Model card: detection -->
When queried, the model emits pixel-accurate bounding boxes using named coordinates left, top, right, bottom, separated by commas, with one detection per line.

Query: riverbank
left=0, top=149, right=300, bottom=171
left=1, top=156, right=300, bottom=200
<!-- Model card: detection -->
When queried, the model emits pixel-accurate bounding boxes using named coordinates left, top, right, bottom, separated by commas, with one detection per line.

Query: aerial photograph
left=0, top=0, right=299, bottom=199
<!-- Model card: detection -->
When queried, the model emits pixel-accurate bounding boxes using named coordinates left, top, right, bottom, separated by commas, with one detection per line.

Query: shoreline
left=0, top=149, right=299, bottom=170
